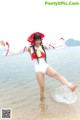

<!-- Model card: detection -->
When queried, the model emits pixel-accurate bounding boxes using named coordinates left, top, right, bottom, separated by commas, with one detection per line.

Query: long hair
left=30, top=44, right=47, bottom=64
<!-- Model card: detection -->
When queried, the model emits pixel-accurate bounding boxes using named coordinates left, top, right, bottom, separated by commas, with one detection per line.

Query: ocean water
left=0, top=47, right=80, bottom=120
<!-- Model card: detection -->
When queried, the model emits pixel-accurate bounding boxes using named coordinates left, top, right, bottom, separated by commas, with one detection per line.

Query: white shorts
left=33, top=58, right=49, bottom=74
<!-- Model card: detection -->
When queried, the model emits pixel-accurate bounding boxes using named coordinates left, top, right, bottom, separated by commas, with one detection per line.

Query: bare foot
left=69, top=84, right=78, bottom=92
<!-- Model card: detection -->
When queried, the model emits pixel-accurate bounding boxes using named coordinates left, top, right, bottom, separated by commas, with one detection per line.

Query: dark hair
left=33, top=33, right=41, bottom=40
left=30, top=44, right=47, bottom=64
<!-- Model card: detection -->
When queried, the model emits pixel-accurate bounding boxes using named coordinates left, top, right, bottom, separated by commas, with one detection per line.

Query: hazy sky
left=0, top=0, right=80, bottom=49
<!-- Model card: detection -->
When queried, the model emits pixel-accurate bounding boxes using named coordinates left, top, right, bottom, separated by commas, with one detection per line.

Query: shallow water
left=0, top=47, right=80, bottom=120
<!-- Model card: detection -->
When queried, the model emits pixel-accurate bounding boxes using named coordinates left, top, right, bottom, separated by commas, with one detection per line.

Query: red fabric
left=23, top=46, right=27, bottom=53
left=49, top=44, right=55, bottom=49
left=5, top=42, right=10, bottom=56
left=60, top=37, right=64, bottom=40
left=31, top=51, right=45, bottom=60
left=6, top=42, right=9, bottom=46
left=27, top=32, right=45, bottom=45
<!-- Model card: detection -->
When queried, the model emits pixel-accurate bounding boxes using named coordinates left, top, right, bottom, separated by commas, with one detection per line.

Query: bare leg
left=46, top=66, right=77, bottom=92
left=36, top=72, right=45, bottom=101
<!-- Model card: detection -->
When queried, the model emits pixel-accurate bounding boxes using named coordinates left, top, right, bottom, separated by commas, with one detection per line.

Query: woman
left=27, top=32, right=77, bottom=101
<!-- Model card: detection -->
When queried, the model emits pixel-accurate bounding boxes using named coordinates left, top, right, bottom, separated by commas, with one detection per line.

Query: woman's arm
left=27, top=47, right=31, bottom=54
left=43, top=42, right=67, bottom=50
left=0, top=40, right=31, bottom=56
left=43, top=44, right=55, bottom=50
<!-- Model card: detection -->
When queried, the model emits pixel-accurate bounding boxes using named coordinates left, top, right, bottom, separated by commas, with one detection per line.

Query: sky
left=0, top=0, right=80, bottom=50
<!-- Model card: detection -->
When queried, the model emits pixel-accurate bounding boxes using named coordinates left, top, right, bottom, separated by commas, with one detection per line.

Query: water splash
left=51, top=85, right=77, bottom=104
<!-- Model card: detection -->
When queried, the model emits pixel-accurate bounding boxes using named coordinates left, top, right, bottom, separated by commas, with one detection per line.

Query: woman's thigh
left=46, top=66, right=59, bottom=77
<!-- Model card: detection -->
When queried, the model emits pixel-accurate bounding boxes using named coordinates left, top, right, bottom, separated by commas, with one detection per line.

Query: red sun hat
left=27, top=32, right=45, bottom=45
